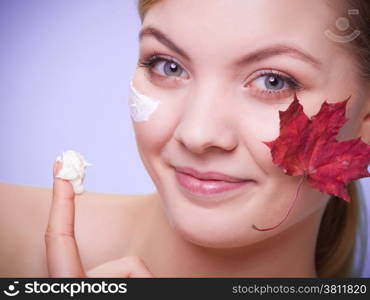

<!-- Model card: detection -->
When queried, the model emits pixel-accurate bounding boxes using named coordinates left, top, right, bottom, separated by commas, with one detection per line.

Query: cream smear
left=128, top=79, right=161, bottom=122
left=55, top=150, right=92, bottom=194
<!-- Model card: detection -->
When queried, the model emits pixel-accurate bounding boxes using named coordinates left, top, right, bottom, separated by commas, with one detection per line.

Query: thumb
left=53, top=160, right=75, bottom=199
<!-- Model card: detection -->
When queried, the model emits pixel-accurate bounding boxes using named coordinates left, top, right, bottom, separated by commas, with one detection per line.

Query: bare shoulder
left=0, top=182, right=154, bottom=277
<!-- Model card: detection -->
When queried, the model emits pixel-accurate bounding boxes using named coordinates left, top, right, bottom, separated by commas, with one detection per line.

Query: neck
left=133, top=193, right=322, bottom=277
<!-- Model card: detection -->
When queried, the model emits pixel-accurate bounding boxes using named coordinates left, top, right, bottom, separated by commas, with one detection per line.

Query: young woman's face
left=131, top=0, right=367, bottom=247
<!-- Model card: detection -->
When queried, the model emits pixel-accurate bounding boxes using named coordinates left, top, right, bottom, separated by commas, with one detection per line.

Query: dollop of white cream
left=128, top=79, right=161, bottom=122
left=55, top=150, right=92, bottom=194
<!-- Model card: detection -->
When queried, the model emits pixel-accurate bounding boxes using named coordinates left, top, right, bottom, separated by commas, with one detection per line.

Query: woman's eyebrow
left=139, top=26, right=321, bottom=69
left=139, top=26, right=190, bottom=61
left=234, top=44, right=321, bottom=69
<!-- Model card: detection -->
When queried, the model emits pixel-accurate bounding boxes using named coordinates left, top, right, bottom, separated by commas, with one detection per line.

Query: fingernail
left=53, top=161, right=62, bottom=178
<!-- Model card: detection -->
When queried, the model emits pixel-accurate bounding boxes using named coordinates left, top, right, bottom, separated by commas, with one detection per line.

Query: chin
left=160, top=189, right=268, bottom=249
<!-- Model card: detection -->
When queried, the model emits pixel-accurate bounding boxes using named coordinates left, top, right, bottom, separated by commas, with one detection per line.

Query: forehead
left=142, top=0, right=337, bottom=64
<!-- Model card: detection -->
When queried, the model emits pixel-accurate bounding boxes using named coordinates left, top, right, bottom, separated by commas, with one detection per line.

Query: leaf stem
left=252, top=173, right=307, bottom=231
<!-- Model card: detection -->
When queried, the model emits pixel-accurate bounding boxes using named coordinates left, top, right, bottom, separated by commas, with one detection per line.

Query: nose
left=173, top=83, right=238, bottom=154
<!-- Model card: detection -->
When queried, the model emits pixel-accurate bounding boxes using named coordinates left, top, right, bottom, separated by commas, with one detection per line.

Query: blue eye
left=254, top=74, right=287, bottom=91
left=158, top=60, right=185, bottom=76
left=246, top=70, right=302, bottom=100
left=139, top=54, right=188, bottom=78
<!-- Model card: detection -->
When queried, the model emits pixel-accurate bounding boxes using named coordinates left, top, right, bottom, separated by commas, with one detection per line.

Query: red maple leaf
left=253, top=95, right=370, bottom=231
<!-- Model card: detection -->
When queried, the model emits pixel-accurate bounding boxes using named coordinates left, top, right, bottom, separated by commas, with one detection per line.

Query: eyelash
left=138, top=53, right=302, bottom=99
left=247, top=69, right=302, bottom=99
left=138, top=52, right=183, bottom=78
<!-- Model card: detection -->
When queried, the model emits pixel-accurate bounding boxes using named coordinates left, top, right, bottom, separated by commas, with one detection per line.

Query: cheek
left=338, top=96, right=365, bottom=141
left=238, top=104, right=281, bottom=175
left=272, top=175, right=329, bottom=219
left=133, top=99, right=182, bottom=155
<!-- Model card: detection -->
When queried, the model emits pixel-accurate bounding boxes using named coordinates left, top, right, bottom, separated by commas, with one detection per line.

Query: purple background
left=0, top=0, right=368, bottom=277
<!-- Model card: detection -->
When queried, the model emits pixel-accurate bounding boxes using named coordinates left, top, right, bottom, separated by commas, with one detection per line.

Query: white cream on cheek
left=128, top=79, right=161, bottom=122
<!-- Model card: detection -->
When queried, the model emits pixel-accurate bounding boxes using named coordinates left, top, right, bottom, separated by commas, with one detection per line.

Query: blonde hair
left=136, top=0, right=369, bottom=277
left=316, top=182, right=367, bottom=277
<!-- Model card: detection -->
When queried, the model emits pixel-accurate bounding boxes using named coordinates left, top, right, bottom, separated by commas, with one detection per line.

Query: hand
left=45, top=161, right=153, bottom=278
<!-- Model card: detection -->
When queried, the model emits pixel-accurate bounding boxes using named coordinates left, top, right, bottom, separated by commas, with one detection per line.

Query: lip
left=175, top=166, right=248, bottom=182
left=174, top=166, right=252, bottom=197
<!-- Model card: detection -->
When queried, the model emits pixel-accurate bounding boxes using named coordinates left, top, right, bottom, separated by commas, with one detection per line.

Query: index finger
left=45, top=160, right=86, bottom=277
